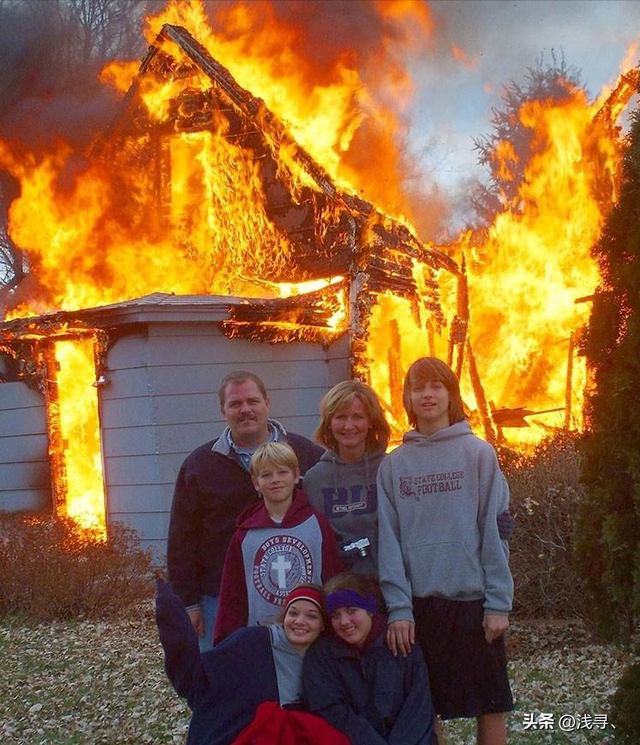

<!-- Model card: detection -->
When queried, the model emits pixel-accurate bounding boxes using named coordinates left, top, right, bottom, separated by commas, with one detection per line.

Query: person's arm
left=387, top=645, right=437, bottom=745
left=376, top=458, right=415, bottom=657
left=303, top=644, right=389, bottom=745
left=167, top=461, right=201, bottom=611
left=155, top=579, right=207, bottom=708
left=213, top=531, right=249, bottom=644
left=477, top=449, right=514, bottom=639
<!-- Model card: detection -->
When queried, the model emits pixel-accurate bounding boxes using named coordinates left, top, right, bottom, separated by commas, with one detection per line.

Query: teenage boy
left=214, top=442, right=342, bottom=643
left=377, top=357, right=514, bottom=745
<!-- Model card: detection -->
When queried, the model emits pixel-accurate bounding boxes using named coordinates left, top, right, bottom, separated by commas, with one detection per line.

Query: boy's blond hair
left=250, top=441, right=299, bottom=477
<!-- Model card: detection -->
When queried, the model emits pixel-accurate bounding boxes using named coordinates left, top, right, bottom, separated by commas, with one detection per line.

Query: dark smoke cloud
left=0, top=0, right=146, bottom=151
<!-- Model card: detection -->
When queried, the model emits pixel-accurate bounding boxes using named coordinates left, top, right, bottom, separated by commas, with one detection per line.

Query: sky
left=406, top=0, right=640, bottom=197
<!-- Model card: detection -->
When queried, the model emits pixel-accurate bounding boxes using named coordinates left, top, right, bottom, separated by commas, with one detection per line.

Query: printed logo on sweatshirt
left=399, top=470, right=465, bottom=499
left=322, top=484, right=377, bottom=517
left=252, top=535, right=314, bottom=605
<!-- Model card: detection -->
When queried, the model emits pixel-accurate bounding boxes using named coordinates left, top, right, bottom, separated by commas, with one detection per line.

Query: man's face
left=221, top=379, right=270, bottom=447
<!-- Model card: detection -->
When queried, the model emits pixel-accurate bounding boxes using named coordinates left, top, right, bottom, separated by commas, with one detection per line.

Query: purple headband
left=325, top=589, right=377, bottom=616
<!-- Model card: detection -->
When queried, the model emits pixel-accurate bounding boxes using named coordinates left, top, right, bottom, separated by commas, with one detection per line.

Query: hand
left=497, top=509, right=516, bottom=540
left=187, top=607, right=205, bottom=638
left=483, top=613, right=509, bottom=643
left=387, top=620, right=415, bottom=658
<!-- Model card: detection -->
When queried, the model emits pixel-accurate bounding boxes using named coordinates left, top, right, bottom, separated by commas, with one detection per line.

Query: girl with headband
left=302, top=572, right=437, bottom=745
left=156, top=579, right=350, bottom=745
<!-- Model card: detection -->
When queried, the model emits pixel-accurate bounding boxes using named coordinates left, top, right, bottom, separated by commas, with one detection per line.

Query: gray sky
left=406, top=0, right=640, bottom=196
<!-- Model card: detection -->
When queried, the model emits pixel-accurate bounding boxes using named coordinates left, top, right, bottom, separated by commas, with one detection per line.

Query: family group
left=156, top=357, right=515, bottom=745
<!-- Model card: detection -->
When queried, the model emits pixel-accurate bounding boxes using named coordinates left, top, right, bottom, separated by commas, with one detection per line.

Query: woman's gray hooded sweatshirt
left=377, top=421, right=513, bottom=623
left=303, top=449, right=385, bottom=574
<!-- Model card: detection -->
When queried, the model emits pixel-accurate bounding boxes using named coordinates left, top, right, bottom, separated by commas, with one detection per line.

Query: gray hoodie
left=377, top=421, right=513, bottom=623
left=303, top=449, right=386, bottom=574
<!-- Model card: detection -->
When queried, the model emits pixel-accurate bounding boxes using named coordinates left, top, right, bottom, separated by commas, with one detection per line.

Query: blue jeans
left=199, top=594, right=219, bottom=653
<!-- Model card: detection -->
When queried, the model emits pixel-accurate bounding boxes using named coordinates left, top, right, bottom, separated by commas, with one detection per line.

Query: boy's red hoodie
left=214, top=489, right=342, bottom=644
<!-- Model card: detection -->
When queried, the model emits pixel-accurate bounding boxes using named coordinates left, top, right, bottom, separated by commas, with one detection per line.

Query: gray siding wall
left=0, top=382, right=52, bottom=513
left=100, top=324, right=350, bottom=562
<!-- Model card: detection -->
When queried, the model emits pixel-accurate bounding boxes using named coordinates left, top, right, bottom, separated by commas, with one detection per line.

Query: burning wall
left=0, top=294, right=351, bottom=555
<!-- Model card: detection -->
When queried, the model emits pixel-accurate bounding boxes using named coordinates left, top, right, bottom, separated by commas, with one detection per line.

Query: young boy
left=377, top=357, right=513, bottom=745
left=214, top=442, right=342, bottom=644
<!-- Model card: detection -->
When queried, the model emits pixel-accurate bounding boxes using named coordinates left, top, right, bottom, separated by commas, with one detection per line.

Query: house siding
left=0, top=382, right=52, bottom=513
left=100, top=323, right=350, bottom=562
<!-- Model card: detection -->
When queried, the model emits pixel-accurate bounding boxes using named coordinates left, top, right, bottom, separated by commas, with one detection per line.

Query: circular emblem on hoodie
left=252, top=535, right=314, bottom=605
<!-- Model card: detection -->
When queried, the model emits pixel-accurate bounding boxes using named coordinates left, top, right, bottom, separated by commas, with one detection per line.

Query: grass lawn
left=0, top=604, right=634, bottom=744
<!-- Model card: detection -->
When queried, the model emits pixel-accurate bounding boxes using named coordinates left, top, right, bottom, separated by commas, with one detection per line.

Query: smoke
left=0, top=0, right=146, bottom=151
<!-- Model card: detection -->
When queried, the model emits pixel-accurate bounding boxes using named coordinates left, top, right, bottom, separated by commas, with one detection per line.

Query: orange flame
left=53, top=339, right=106, bottom=536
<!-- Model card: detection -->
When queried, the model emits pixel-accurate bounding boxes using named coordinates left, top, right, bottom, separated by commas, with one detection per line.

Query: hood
left=311, top=448, right=386, bottom=492
left=402, top=419, right=473, bottom=445
left=317, top=447, right=386, bottom=467
left=235, top=488, right=313, bottom=530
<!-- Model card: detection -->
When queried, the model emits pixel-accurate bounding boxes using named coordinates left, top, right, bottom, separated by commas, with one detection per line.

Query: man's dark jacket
left=167, top=427, right=323, bottom=607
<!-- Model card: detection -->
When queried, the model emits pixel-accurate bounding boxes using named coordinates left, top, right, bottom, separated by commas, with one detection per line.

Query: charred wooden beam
left=220, top=322, right=340, bottom=347
left=466, top=340, right=496, bottom=444
left=41, top=342, right=67, bottom=519
left=565, top=332, right=574, bottom=429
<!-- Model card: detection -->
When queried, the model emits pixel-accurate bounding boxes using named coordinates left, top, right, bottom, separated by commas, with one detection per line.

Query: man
left=167, top=370, right=324, bottom=651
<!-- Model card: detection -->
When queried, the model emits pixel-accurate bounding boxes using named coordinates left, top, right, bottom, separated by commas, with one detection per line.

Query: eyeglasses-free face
left=330, top=606, right=373, bottom=648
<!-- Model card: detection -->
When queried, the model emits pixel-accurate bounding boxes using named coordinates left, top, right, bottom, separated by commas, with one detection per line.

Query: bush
left=0, top=514, right=153, bottom=621
left=500, top=433, right=587, bottom=618
left=611, top=660, right=640, bottom=743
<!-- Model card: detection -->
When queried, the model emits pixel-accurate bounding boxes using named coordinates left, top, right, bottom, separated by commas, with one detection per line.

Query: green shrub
left=611, top=660, right=640, bottom=743
left=500, top=433, right=587, bottom=618
left=0, top=514, right=153, bottom=621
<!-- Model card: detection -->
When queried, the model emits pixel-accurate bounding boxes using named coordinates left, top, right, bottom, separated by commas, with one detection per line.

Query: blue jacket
left=302, top=630, right=437, bottom=745
left=156, top=579, right=280, bottom=745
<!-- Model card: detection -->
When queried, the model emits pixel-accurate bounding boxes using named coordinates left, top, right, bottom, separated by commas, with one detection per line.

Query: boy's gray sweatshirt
left=377, top=421, right=513, bottom=623
left=303, top=449, right=385, bottom=574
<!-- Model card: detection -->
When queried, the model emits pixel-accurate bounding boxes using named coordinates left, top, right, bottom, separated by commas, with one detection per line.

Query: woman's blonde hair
left=314, top=380, right=390, bottom=453
left=250, top=441, right=299, bottom=477
left=402, top=357, right=466, bottom=429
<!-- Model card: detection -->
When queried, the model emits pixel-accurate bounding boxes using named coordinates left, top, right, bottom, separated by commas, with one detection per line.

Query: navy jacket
left=156, top=579, right=280, bottom=745
left=167, top=428, right=323, bottom=606
left=303, top=631, right=437, bottom=745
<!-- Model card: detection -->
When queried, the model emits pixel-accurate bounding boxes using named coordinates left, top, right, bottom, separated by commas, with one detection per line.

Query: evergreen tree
left=471, top=53, right=583, bottom=228
left=576, top=91, right=640, bottom=641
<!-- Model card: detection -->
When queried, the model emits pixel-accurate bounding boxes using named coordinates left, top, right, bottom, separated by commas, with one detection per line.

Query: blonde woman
left=303, top=381, right=391, bottom=574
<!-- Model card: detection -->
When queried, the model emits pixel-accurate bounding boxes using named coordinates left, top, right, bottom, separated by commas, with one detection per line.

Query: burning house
left=0, top=22, right=459, bottom=556
left=0, top=4, right=637, bottom=554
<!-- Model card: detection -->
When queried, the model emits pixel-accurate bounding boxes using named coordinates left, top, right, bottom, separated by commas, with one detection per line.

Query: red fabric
left=283, top=586, right=324, bottom=616
left=230, top=701, right=351, bottom=745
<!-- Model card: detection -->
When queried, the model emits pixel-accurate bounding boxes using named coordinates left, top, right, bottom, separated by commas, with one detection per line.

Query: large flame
left=52, top=339, right=106, bottom=535
left=0, top=0, right=636, bottom=531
